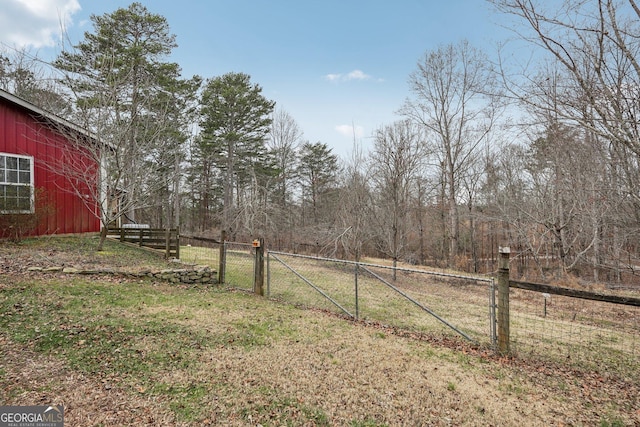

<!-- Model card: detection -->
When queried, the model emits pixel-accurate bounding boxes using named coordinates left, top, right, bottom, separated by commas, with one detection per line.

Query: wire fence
left=179, top=236, right=219, bottom=267
left=177, top=237, right=640, bottom=379
left=223, top=242, right=255, bottom=291
left=179, top=238, right=255, bottom=291
left=509, top=287, right=640, bottom=379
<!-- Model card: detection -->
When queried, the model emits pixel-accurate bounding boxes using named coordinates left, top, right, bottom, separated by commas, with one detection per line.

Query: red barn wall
left=0, top=98, right=101, bottom=236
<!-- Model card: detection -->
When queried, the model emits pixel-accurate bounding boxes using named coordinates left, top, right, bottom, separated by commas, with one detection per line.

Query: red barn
left=0, top=89, right=102, bottom=237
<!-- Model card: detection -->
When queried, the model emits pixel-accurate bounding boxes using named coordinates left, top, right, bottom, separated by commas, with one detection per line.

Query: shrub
left=0, top=187, right=54, bottom=242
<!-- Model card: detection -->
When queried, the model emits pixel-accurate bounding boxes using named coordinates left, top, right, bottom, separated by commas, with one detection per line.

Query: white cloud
left=335, top=124, right=364, bottom=139
left=0, top=0, right=81, bottom=48
left=324, top=69, right=377, bottom=83
left=346, top=69, right=371, bottom=80
left=324, top=73, right=342, bottom=82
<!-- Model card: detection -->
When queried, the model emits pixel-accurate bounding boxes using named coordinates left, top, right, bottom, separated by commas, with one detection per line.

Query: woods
left=2, top=1, right=640, bottom=284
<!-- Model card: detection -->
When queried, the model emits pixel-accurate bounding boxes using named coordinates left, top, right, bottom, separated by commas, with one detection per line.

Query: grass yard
left=0, top=236, right=639, bottom=426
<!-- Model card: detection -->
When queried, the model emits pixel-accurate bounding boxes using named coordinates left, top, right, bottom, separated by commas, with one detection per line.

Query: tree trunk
left=97, top=226, right=108, bottom=251
left=223, top=138, right=235, bottom=234
left=448, top=167, right=459, bottom=267
left=469, top=195, right=478, bottom=273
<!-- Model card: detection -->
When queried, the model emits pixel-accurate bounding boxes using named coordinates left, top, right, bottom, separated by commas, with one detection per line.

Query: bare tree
left=369, top=120, right=428, bottom=271
left=402, top=40, right=501, bottom=266
left=0, top=48, right=69, bottom=116
left=267, top=108, right=303, bottom=246
left=460, top=147, right=488, bottom=272
left=268, top=108, right=303, bottom=205
left=491, top=0, right=640, bottom=157
left=335, top=142, right=373, bottom=261
left=491, top=0, right=640, bottom=281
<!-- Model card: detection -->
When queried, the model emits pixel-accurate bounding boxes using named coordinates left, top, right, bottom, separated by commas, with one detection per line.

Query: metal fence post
left=490, top=278, right=497, bottom=350
left=355, top=263, right=360, bottom=320
left=219, top=230, right=227, bottom=285
left=498, top=246, right=511, bottom=354
left=266, top=250, right=271, bottom=297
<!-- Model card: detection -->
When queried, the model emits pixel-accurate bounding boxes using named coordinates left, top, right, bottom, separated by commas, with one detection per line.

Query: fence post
left=165, top=228, right=170, bottom=259
left=498, top=246, right=511, bottom=354
left=355, top=263, right=360, bottom=320
left=253, top=237, right=265, bottom=296
left=219, top=230, right=226, bottom=285
left=490, top=278, right=497, bottom=349
left=266, top=251, right=271, bottom=297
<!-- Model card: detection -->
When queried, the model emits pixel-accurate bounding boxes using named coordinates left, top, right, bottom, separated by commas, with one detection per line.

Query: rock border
left=25, top=265, right=218, bottom=285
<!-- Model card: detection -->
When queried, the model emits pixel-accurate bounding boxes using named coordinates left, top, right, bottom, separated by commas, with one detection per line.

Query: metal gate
left=267, top=251, right=496, bottom=347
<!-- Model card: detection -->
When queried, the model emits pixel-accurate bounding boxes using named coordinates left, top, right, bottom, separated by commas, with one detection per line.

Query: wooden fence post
left=498, top=246, right=511, bottom=354
left=165, top=228, right=170, bottom=259
left=219, top=230, right=226, bottom=285
left=253, top=237, right=265, bottom=296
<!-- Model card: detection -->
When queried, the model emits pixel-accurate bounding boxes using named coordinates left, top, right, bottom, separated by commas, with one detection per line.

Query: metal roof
left=0, top=88, right=100, bottom=143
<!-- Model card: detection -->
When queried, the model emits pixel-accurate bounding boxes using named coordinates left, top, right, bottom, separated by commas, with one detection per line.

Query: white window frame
left=0, top=152, right=35, bottom=214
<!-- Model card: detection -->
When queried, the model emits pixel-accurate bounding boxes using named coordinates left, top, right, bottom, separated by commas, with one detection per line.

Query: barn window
left=0, top=153, right=34, bottom=213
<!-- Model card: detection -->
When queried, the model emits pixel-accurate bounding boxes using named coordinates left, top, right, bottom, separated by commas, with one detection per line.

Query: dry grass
left=263, top=251, right=640, bottom=380
left=0, top=339, right=180, bottom=425
left=0, top=237, right=639, bottom=426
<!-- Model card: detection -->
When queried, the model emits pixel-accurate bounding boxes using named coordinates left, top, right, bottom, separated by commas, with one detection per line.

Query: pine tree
left=53, top=2, right=199, bottom=248
left=297, top=141, right=339, bottom=226
left=199, top=72, right=275, bottom=236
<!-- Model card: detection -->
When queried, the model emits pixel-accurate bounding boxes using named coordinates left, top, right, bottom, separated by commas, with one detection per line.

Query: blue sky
left=0, top=0, right=513, bottom=158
